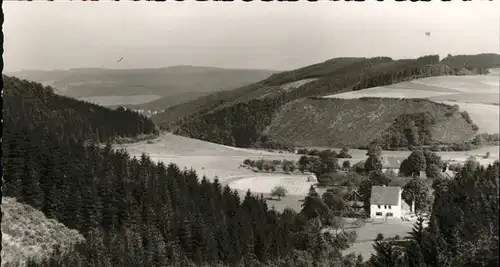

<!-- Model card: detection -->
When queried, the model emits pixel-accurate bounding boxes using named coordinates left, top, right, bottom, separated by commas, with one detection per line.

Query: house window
left=386, top=212, right=394, bottom=217
left=377, top=205, right=381, bottom=209
left=384, top=205, right=387, bottom=209
left=376, top=212, right=383, bottom=216
left=388, top=205, right=392, bottom=209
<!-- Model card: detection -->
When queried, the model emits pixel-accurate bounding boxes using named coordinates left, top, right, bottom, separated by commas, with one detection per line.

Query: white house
left=370, top=186, right=403, bottom=219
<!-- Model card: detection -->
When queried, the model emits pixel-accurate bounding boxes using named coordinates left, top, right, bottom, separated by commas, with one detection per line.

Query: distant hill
left=115, top=91, right=212, bottom=110
left=8, top=66, right=278, bottom=100
left=152, top=53, right=500, bottom=149
left=3, top=76, right=356, bottom=267
left=441, top=53, right=500, bottom=71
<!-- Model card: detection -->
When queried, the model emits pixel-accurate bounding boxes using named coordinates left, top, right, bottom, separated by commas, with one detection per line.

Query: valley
left=116, top=132, right=499, bottom=260
left=117, top=132, right=499, bottom=207
left=156, top=54, right=500, bottom=151
left=3, top=54, right=500, bottom=267
left=4, top=0, right=500, bottom=265
left=8, top=66, right=277, bottom=107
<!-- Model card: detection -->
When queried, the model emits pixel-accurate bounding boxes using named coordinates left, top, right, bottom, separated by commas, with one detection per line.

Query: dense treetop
left=2, top=76, right=364, bottom=267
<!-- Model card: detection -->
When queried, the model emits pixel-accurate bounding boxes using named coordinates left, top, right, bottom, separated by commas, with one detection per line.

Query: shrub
left=342, top=160, right=351, bottom=170
left=471, top=124, right=479, bottom=131
left=271, top=186, right=288, bottom=200
left=353, top=161, right=365, bottom=174
left=297, top=148, right=309, bottom=154
left=308, top=149, right=321, bottom=156
left=338, top=147, right=353, bottom=158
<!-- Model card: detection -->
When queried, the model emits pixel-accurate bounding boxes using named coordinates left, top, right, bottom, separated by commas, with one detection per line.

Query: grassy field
left=324, top=73, right=500, bottom=134
left=228, top=175, right=316, bottom=196
left=118, top=132, right=499, bottom=201
left=1, top=197, right=85, bottom=267
left=116, top=132, right=302, bottom=183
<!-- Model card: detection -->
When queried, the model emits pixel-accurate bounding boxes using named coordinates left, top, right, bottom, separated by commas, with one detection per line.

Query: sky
left=3, top=1, right=499, bottom=72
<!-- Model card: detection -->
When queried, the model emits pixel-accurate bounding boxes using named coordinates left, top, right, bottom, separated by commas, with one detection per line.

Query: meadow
left=118, top=133, right=499, bottom=203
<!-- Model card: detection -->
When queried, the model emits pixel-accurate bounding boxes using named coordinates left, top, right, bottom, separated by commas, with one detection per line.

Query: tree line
left=2, top=76, right=366, bottom=267
left=170, top=55, right=478, bottom=150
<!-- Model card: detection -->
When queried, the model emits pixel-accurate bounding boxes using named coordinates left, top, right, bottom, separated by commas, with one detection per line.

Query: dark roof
left=370, top=186, right=401, bottom=205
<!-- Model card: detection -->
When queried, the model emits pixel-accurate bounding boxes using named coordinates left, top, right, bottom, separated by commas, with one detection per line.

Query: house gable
left=370, top=186, right=401, bottom=205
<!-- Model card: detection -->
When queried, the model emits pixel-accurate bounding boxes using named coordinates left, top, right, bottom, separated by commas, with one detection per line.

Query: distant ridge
left=9, top=66, right=278, bottom=101
left=152, top=53, right=500, bottom=150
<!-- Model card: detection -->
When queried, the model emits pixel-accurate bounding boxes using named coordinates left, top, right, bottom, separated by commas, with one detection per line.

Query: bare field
left=436, top=101, right=500, bottom=134
left=229, top=175, right=315, bottom=195
left=119, top=133, right=499, bottom=195
left=323, top=74, right=499, bottom=134
left=343, top=219, right=414, bottom=261
left=117, top=133, right=301, bottom=184
left=326, top=87, right=456, bottom=99
left=77, top=94, right=162, bottom=106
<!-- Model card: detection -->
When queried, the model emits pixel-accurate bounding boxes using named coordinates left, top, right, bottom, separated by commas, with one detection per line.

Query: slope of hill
left=3, top=75, right=158, bottom=143
left=155, top=54, right=499, bottom=149
left=324, top=73, right=500, bottom=134
left=152, top=56, right=441, bottom=128
left=265, top=98, right=476, bottom=148
left=8, top=66, right=277, bottom=105
left=2, top=77, right=364, bottom=267
left=1, top=197, right=85, bottom=267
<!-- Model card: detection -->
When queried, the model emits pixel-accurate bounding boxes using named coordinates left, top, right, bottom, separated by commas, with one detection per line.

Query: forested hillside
left=265, top=98, right=477, bottom=148
left=1, top=77, right=364, bottom=266
left=157, top=54, right=500, bottom=149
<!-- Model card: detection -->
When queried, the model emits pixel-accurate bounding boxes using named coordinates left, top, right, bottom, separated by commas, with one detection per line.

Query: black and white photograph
left=1, top=1, right=499, bottom=266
